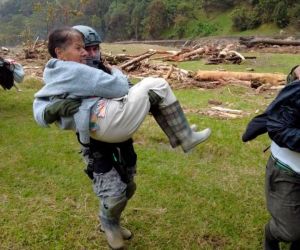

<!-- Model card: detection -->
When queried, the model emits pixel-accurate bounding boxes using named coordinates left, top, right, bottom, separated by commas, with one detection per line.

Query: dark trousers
left=265, top=156, right=300, bottom=243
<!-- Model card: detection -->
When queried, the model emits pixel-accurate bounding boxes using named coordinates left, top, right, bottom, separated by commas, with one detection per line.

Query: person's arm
left=33, top=97, right=81, bottom=126
left=33, top=98, right=52, bottom=127
left=267, top=96, right=300, bottom=152
left=43, top=98, right=81, bottom=124
left=242, top=112, right=268, bottom=142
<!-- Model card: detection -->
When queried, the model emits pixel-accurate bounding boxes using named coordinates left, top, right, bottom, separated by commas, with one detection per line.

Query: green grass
left=0, top=51, right=295, bottom=249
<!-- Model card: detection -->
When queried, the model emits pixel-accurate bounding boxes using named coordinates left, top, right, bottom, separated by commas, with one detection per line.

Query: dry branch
left=119, top=50, right=156, bottom=69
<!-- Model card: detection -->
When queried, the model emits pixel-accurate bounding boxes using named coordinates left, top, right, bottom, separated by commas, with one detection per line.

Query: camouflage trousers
left=93, top=164, right=137, bottom=223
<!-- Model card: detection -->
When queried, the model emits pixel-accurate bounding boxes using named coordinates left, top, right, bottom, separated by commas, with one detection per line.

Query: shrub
left=231, top=8, right=261, bottom=31
left=232, top=8, right=250, bottom=31
left=193, top=22, right=218, bottom=36
left=273, top=1, right=290, bottom=28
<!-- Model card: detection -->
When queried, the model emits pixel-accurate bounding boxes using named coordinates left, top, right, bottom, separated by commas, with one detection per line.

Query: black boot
left=264, top=224, right=280, bottom=250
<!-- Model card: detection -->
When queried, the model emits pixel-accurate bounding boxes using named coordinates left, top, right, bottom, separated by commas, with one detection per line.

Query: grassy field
left=0, top=48, right=297, bottom=249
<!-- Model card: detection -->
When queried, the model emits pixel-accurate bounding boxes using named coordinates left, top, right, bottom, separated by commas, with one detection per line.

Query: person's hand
left=44, top=99, right=81, bottom=124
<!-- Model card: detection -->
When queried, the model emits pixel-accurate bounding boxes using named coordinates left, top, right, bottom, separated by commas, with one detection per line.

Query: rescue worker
left=33, top=25, right=137, bottom=250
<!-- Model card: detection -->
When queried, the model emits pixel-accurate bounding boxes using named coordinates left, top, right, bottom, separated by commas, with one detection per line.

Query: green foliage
left=192, top=22, right=219, bottom=36
left=288, top=3, right=300, bottom=29
left=202, top=0, right=235, bottom=12
left=105, top=2, right=132, bottom=41
left=0, top=0, right=300, bottom=44
left=273, top=1, right=289, bottom=28
left=232, top=7, right=262, bottom=31
left=144, top=0, right=168, bottom=39
left=257, top=0, right=281, bottom=23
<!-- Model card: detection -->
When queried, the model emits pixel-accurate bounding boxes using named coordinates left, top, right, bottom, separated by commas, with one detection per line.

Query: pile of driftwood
left=23, top=39, right=49, bottom=60
left=19, top=39, right=286, bottom=91
left=101, top=49, right=286, bottom=91
left=153, top=44, right=247, bottom=65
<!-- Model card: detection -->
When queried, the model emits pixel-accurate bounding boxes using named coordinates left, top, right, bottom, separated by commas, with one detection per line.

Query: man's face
left=85, top=45, right=100, bottom=58
left=84, top=44, right=100, bottom=67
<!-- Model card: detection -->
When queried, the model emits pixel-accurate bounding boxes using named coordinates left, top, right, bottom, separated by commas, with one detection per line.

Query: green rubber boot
left=158, top=101, right=211, bottom=153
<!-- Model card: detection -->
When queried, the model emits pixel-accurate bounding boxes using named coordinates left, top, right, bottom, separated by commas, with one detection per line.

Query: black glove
left=44, top=99, right=81, bottom=124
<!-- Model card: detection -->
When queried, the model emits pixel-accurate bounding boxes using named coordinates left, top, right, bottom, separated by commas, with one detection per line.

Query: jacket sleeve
left=80, top=65, right=130, bottom=98
left=267, top=97, right=300, bottom=152
left=33, top=97, right=76, bottom=130
left=33, top=98, right=51, bottom=127
left=242, top=112, right=268, bottom=142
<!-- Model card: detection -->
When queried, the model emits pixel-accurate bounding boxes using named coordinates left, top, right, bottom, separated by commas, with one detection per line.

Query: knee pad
left=100, top=194, right=128, bottom=220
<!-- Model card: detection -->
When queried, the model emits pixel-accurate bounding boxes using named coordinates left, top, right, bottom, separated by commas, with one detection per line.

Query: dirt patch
left=196, top=233, right=228, bottom=249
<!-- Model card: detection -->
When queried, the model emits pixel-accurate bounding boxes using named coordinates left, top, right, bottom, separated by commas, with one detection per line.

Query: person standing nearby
left=242, top=66, right=300, bottom=250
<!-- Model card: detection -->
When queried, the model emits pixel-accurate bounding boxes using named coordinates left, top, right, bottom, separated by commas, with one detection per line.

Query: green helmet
left=73, top=25, right=102, bottom=46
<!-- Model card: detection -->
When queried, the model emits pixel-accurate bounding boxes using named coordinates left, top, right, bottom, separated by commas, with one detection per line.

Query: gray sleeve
left=33, top=98, right=50, bottom=127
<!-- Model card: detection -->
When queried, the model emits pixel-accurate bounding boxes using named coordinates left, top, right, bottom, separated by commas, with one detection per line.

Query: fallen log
left=240, top=37, right=300, bottom=47
left=195, top=70, right=286, bottom=85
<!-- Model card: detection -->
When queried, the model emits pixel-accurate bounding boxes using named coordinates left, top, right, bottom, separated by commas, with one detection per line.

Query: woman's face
left=56, top=35, right=88, bottom=64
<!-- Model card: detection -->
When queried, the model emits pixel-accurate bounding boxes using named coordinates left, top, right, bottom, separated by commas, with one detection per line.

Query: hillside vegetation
left=0, top=0, right=300, bottom=45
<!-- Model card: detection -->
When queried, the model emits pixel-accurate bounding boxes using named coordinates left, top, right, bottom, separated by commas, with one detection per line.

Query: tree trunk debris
left=23, top=40, right=49, bottom=60
left=240, top=36, right=300, bottom=48
left=195, top=70, right=286, bottom=86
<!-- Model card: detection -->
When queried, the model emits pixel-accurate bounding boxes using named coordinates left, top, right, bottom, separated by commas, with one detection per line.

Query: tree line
left=0, top=0, right=299, bottom=45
